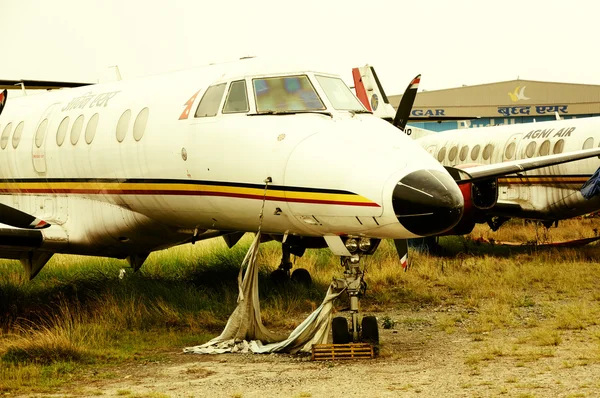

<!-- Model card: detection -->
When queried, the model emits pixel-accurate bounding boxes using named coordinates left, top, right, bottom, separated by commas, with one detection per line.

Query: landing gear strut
left=331, top=254, right=379, bottom=347
left=270, top=243, right=312, bottom=286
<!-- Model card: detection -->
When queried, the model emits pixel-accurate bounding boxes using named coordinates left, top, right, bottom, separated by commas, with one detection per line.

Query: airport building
left=388, top=79, right=600, bottom=132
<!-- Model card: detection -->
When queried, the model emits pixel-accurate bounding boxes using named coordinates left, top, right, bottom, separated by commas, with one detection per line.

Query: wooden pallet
left=311, top=343, right=374, bottom=361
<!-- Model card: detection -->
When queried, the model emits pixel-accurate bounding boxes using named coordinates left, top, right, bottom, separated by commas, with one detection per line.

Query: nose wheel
left=331, top=255, right=379, bottom=348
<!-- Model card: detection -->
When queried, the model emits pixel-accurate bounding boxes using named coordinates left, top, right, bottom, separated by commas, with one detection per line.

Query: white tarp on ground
left=184, top=233, right=344, bottom=354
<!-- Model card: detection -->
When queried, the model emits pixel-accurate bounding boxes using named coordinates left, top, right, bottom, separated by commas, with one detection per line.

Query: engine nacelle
left=442, top=166, right=498, bottom=235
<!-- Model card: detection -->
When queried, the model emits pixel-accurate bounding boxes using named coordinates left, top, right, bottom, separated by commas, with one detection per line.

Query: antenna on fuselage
left=16, top=82, right=26, bottom=96
left=109, top=65, right=122, bottom=81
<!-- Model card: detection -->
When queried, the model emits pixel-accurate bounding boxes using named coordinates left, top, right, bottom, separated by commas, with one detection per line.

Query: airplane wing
left=0, top=203, right=51, bottom=229
left=0, top=79, right=93, bottom=90
left=450, top=147, right=600, bottom=183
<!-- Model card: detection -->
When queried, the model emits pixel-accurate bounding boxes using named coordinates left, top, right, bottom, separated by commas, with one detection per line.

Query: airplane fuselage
left=418, top=117, right=600, bottom=221
left=0, top=61, right=464, bottom=262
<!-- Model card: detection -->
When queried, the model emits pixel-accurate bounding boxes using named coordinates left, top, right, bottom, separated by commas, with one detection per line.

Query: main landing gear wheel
left=270, top=243, right=313, bottom=286
left=270, top=268, right=289, bottom=284
left=332, top=316, right=351, bottom=344
left=361, top=316, right=380, bottom=355
left=291, top=268, right=312, bottom=287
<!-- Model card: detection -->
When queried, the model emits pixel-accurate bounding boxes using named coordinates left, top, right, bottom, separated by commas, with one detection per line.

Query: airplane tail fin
left=352, top=66, right=436, bottom=140
left=0, top=89, right=6, bottom=117
left=352, top=65, right=397, bottom=121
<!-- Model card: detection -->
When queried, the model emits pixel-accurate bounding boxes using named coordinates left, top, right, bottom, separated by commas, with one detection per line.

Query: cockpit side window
left=315, top=75, right=364, bottom=111
left=223, top=80, right=249, bottom=114
left=253, top=75, right=325, bottom=112
left=195, top=83, right=227, bottom=117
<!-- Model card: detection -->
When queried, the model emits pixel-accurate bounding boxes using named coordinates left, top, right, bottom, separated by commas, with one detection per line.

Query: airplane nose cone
left=393, top=169, right=464, bottom=236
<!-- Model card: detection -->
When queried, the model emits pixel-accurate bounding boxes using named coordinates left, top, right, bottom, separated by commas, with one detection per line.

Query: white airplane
left=2, top=58, right=599, bottom=344
left=352, top=65, right=600, bottom=237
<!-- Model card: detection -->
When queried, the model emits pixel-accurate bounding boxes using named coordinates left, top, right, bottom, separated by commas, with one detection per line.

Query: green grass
left=3, top=219, right=600, bottom=394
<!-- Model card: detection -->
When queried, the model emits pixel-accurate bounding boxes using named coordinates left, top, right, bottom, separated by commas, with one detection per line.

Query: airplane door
left=32, top=103, right=61, bottom=174
left=502, top=133, right=522, bottom=162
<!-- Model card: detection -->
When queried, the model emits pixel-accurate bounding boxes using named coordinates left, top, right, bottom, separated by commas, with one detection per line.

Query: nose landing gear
left=331, top=254, right=380, bottom=349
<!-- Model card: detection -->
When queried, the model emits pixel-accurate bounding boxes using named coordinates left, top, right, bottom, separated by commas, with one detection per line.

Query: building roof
left=389, top=79, right=600, bottom=118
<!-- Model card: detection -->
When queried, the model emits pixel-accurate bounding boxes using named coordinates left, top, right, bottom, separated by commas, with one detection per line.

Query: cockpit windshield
left=315, top=75, right=365, bottom=111
left=253, top=75, right=325, bottom=113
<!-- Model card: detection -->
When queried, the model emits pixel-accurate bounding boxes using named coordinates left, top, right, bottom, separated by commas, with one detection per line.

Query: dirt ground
left=63, top=306, right=600, bottom=398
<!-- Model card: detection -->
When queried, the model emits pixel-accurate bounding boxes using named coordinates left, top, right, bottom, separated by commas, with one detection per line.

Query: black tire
left=270, top=268, right=289, bottom=284
left=361, top=316, right=380, bottom=347
left=291, top=268, right=312, bottom=287
left=332, top=316, right=351, bottom=344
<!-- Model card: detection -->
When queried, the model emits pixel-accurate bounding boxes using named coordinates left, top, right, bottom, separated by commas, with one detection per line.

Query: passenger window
left=525, top=141, right=536, bottom=158
left=505, top=142, right=516, bottom=159
left=85, top=113, right=99, bottom=144
left=195, top=84, right=226, bottom=117
left=553, top=139, right=564, bottom=154
left=471, top=144, right=480, bottom=160
left=459, top=145, right=469, bottom=161
left=133, top=108, right=149, bottom=141
left=223, top=80, right=249, bottom=114
left=437, top=147, right=446, bottom=162
left=71, top=115, right=84, bottom=145
left=539, top=140, right=550, bottom=156
left=583, top=137, right=594, bottom=149
left=0, top=123, right=10, bottom=150
left=56, top=117, right=70, bottom=146
left=482, top=144, right=493, bottom=160
left=116, top=110, right=131, bottom=142
left=12, top=121, right=24, bottom=149
left=448, top=146, right=458, bottom=162
left=35, top=119, right=48, bottom=148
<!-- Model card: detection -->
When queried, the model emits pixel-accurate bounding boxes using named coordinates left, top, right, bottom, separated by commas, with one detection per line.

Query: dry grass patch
left=554, top=302, right=598, bottom=330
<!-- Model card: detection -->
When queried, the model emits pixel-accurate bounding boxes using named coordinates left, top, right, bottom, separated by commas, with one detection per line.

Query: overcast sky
left=2, top=0, right=599, bottom=95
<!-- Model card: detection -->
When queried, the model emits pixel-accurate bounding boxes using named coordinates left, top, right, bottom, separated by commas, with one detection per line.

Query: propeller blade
left=0, top=203, right=51, bottom=229
left=392, top=74, right=421, bottom=131
left=393, top=239, right=410, bottom=271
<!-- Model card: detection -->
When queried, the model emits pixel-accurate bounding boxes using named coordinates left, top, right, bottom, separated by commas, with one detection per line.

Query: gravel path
left=75, top=307, right=600, bottom=398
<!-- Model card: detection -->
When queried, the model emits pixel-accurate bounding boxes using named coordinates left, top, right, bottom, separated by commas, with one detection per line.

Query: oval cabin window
left=482, top=144, right=493, bottom=161
left=35, top=119, right=48, bottom=148
left=525, top=141, right=536, bottom=158
left=505, top=142, right=516, bottom=159
left=71, top=115, right=84, bottom=145
left=553, top=139, right=564, bottom=154
left=12, top=121, right=24, bottom=149
left=0, top=123, right=11, bottom=150
left=133, top=108, right=149, bottom=141
left=56, top=117, right=70, bottom=146
left=539, top=140, right=550, bottom=156
left=448, top=146, right=458, bottom=162
left=116, top=110, right=131, bottom=143
left=459, top=145, right=469, bottom=161
left=471, top=145, right=480, bottom=161
left=437, top=147, right=446, bottom=162
left=85, top=114, right=99, bottom=144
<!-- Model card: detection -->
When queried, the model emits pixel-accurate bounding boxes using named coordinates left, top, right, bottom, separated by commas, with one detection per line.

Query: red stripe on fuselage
left=0, top=188, right=381, bottom=207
